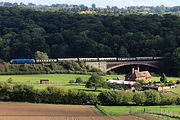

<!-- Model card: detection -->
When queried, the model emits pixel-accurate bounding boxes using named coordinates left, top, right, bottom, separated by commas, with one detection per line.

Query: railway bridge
left=85, top=58, right=164, bottom=72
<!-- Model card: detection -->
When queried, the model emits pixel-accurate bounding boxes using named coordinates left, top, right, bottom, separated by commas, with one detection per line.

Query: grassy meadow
left=97, top=105, right=180, bottom=116
left=0, top=74, right=179, bottom=83
left=0, top=74, right=179, bottom=92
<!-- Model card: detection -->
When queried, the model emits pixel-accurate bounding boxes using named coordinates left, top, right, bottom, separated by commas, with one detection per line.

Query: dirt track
left=0, top=103, right=159, bottom=120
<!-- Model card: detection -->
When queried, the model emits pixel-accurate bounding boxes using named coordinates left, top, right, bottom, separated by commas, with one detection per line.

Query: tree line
left=0, top=82, right=179, bottom=106
left=2, top=2, right=180, bottom=16
left=1, top=7, right=180, bottom=75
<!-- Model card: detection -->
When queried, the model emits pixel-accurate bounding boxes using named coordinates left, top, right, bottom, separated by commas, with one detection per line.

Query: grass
left=33, top=84, right=105, bottom=94
left=97, top=105, right=180, bottom=116
left=0, top=74, right=180, bottom=91
left=0, top=74, right=179, bottom=83
left=170, top=85, right=180, bottom=96
left=151, top=77, right=180, bottom=82
left=0, top=74, right=90, bottom=83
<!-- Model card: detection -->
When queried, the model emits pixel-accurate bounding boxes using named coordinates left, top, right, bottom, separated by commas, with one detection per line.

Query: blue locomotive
left=10, top=59, right=35, bottom=64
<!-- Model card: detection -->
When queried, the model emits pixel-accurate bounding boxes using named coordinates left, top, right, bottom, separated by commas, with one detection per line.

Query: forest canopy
left=1, top=7, right=180, bottom=75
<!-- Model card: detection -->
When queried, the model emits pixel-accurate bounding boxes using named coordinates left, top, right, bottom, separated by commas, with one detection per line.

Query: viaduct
left=85, top=58, right=164, bottom=72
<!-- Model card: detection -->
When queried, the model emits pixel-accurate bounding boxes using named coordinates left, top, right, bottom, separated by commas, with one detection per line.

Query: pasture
left=0, top=74, right=179, bottom=92
left=0, top=74, right=179, bottom=84
left=97, top=105, right=180, bottom=116
left=0, top=74, right=122, bottom=83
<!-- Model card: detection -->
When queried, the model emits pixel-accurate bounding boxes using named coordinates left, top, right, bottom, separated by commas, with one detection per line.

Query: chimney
left=132, top=68, right=135, bottom=74
left=137, top=67, right=139, bottom=72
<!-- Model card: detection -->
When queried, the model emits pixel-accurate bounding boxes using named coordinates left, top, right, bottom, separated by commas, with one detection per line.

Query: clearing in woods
left=0, top=103, right=159, bottom=120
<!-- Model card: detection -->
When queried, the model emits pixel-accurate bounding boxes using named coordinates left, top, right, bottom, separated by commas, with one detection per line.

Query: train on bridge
left=10, top=57, right=164, bottom=64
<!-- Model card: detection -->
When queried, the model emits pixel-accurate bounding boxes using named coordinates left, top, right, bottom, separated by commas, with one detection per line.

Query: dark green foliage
left=122, top=91, right=134, bottom=104
left=69, top=80, right=75, bottom=83
left=86, top=93, right=98, bottom=105
left=132, top=82, right=142, bottom=91
left=85, top=74, right=107, bottom=90
left=0, top=62, right=102, bottom=75
left=144, top=90, right=161, bottom=105
left=0, top=82, right=180, bottom=105
left=133, top=92, right=147, bottom=105
left=75, top=77, right=83, bottom=83
left=40, top=87, right=66, bottom=104
left=161, top=92, right=178, bottom=105
left=10, top=84, right=36, bottom=102
left=108, top=83, right=124, bottom=90
left=1, top=7, right=180, bottom=75
left=98, top=90, right=123, bottom=105
left=0, top=82, right=12, bottom=101
left=35, top=51, right=49, bottom=59
left=160, top=73, right=167, bottom=83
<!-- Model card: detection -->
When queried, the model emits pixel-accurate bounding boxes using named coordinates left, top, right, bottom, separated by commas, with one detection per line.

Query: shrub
left=10, top=84, right=36, bottom=102
left=98, top=90, right=124, bottom=105
left=0, top=82, right=12, bottom=101
left=69, top=80, right=75, bottom=83
left=75, top=77, right=83, bottom=83
left=144, top=90, right=161, bottom=105
left=177, top=97, right=180, bottom=105
left=122, top=91, right=134, bottom=104
left=40, top=87, right=66, bottom=104
left=86, top=93, right=98, bottom=105
left=86, top=74, right=107, bottom=91
left=132, top=82, right=142, bottom=91
left=161, top=92, right=178, bottom=105
left=133, top=92, right=147, bottom=105
left=160, top=73, right=167, bottom=83
left=108, top=83, right=124, bottom=90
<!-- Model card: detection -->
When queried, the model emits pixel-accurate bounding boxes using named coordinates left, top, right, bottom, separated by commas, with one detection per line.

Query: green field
left=171, top=85, right=180, bottom=96
left=97, top=105, right=180, bottom=116
left=0, top=74, right=179, bottom=91
left=0, top=74, right=179, bottom=83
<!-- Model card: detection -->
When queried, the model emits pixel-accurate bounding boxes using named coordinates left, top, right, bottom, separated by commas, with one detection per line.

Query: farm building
left=125, top=68, right=151, bottom=83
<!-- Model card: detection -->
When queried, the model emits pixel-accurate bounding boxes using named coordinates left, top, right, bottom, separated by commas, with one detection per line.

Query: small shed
left=40, top=79, right=49, bottom=84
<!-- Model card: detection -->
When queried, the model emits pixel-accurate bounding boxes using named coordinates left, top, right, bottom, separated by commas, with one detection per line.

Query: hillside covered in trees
left=1, top=7, right=180, bottom=75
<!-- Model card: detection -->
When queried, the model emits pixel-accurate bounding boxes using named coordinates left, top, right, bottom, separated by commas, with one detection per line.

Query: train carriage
left=78, top=58, right=98, bottom=61
left=58, top=58, right=79, bottom=62
left=36, top=59, right=57, bottom=63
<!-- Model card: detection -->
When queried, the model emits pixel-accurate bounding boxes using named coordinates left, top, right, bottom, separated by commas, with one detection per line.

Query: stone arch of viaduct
left=86, top=61, right=163, bottom=72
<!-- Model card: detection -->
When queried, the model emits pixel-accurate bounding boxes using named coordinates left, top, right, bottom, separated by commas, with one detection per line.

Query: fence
left=131, top=108, right=180, bottom=119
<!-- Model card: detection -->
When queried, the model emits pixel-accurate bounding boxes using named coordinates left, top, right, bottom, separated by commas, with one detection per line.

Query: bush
left=10, top=84, right=36, bottom=102
left=177, top=97, right=180, bottom=105
left=122, top=91, right=134, bottom=104
left=133, top=92, right=147, bottom=105
left=0, top=82, right=12, bottom=101
left=75, top=77, right=83, bottom=83
left=40, top=87, right=66, bottom=104
left=98, top=90, right=124, bottom=105
left=86, top=93, right=98, bottom=105
left=69, top=80, right=75, bottom=83
left=161, top=92, right=178, bottom=105
left=132, top=82, right=142, bottom=91
left=144, top=90, right=161, bottom=105
left=86, top=74, right=107, bottom=91
left=108, top=83, right=124, bottom=90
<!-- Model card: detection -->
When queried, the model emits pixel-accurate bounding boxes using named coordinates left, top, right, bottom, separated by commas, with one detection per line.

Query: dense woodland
left=1, top=7, right=180, bottom=75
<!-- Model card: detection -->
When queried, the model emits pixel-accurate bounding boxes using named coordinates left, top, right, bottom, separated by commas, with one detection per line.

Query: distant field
left=0, top=74, right=90, bottom=83
left=151, top=77, right=180, bottom=82
left=171, top=85, right=180, bottom=96
left=0, top=74, right=178, bottom=83
left=0, top=74, right=123, bottom=84
left=0, top=74, right=179, bottom=91
left=97, top=105, right=180, bottom=116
